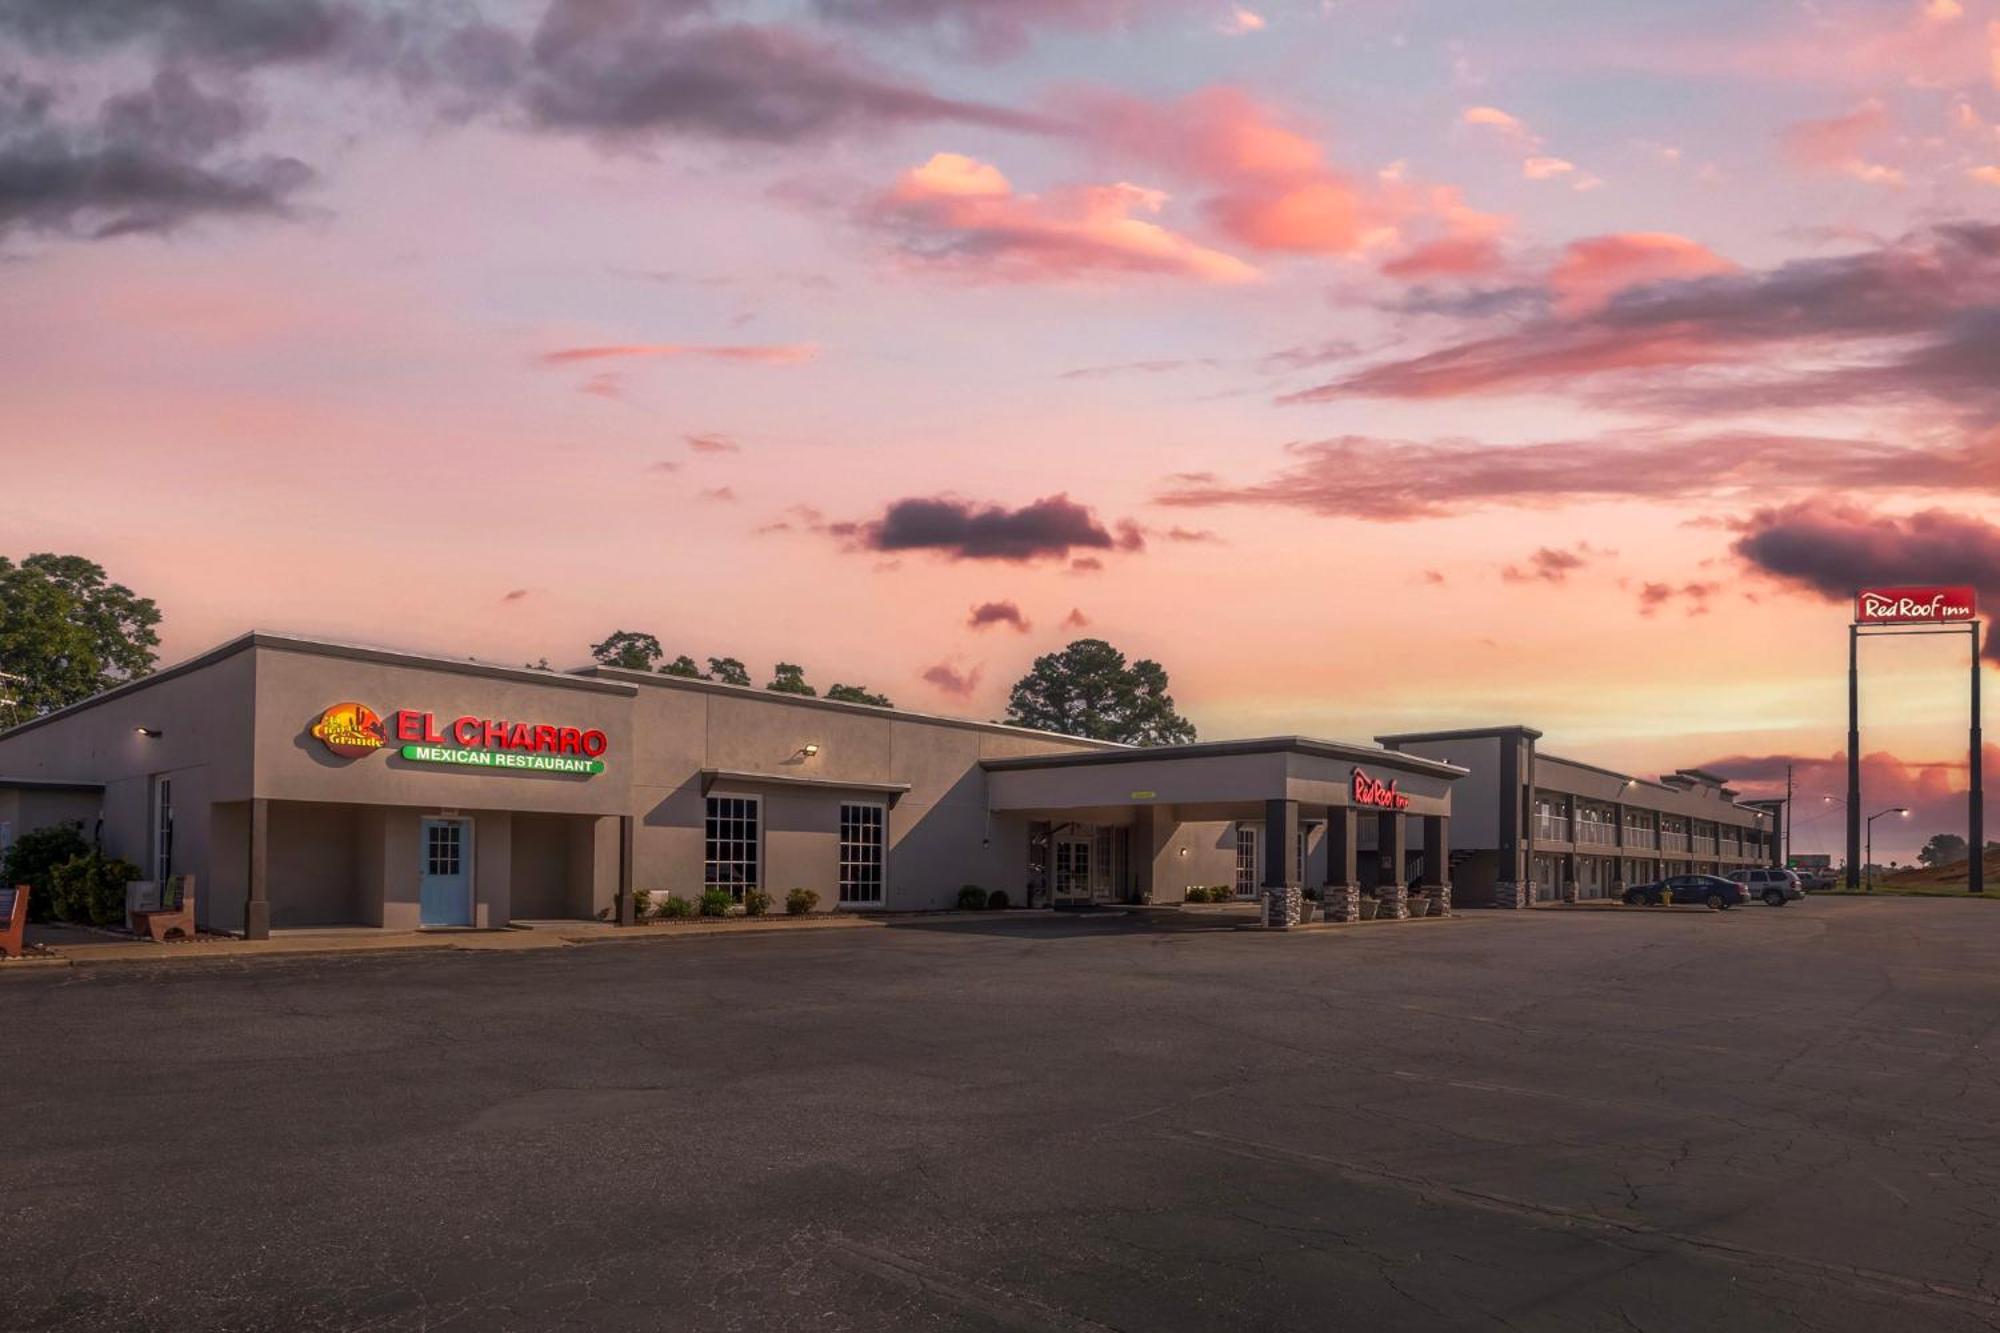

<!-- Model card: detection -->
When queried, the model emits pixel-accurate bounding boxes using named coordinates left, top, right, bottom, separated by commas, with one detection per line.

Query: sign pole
left=1847, top=621, right=1862, bottom=891
left=1973, top=621, right=1985, bottom=896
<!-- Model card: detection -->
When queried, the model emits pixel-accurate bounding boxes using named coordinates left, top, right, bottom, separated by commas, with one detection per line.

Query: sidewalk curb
left=4, top=909, right=1042, bottom=974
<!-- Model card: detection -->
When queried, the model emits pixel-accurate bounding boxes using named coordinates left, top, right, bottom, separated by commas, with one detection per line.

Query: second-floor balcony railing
left=1624, top=826, right=1656, bottom=849
left=1533, top=814, right=1571, bottom=842
left=1575, top=821, right=1617, bottom=847
left=1691, top=836, right=1718, bottom=855
left=1660, top=831, right=1691, bottom=853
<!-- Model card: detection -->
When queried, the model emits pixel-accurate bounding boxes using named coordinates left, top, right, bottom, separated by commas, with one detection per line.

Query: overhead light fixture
left=802, top=743, right=820, bottom=757
left=134, top=727, right=162, bottom=738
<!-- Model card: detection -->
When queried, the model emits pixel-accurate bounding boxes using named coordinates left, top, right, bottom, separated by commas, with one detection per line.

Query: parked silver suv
left=1728, top=867, right=1804, bottom=906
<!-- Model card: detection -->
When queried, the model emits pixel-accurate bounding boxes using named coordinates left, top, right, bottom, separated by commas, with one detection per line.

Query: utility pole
left=1847, top=623, right=1862, bottom=890
left=1973, top=622, right=1985, bottom=895
left=1785, top=762, right=1794, bottom=867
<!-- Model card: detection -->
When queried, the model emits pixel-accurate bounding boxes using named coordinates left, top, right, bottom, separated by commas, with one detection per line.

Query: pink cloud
left=1462, top=105, right=1534, bottom=147
left=687, top=432, right=742, bottom=453
left=1379, top=233, right=1506, bottom=279
left=1067, top=87, right=1506, bottom=272
left=539, top=343, right=821, bottom=366
left=967, top=599, right=1032, bottom=631
left=1548, top=232, right=1736, bottom=315
left=921, top=661, right=984, bottom=698
left=865, top=152, right=1259, bottom=284
left=1061, top=607, right=1090, bottom=629
left=1781, top=99, right=1903, bottom=185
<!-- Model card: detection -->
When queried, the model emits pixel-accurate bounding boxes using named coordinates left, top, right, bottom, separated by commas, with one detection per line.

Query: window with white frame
left=153, top=776, right=174, bottom=881
left=705, top=796, right=760, bottom=900
left=1234, top=824, right=1259, bottom=896
left=838, top=803, right=885, bottom=906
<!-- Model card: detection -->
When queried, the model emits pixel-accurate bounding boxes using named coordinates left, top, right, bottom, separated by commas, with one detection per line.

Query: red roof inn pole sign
left=1846, top=586, right=1983, bottom=895
left=1854, top=586, right=1977, bottom=625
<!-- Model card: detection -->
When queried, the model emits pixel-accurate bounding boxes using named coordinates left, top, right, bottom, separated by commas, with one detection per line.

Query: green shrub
left=0, top=820, right=92, bottom=922
left=957, top=884, right=988, bottom=910
left=985, top=889, right=1009, bottom=911
left=698, top=888, right=733, bottom=917
left=632, top=886, right=653, bottom=919
left=49, top=853, right=142, bottom=928
left=1184, top=885, right=1210, bottom=904
left=744, top=888, right=772, bottom=917
left=786, top=888, right=819, bottom=915
left=658, top=894, right=695, bottom=919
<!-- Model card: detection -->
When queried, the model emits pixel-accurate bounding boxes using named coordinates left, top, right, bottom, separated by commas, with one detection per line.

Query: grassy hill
left=1871, top=849, right=2000, bottom=895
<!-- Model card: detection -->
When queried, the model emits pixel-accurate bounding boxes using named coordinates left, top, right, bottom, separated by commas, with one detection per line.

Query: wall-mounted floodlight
left=135, top=727, right=162, bottom=738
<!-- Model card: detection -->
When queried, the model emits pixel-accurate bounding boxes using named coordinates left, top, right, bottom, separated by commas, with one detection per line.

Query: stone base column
left=1263, top=885, right=1302, bottom=929
left=1325, top=883, right=1361, bottom=923
left=1495, top=881, right=1528, bottom=910
left=1422, top=883, right=1451, bottom=917
left=1378, top=883, right=1409, bottom=920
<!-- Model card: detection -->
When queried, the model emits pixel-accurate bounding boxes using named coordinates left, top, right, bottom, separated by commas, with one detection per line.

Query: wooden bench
left=0, top=884, right=25, bottom=958
left=132, top=875, right=197, bottom=942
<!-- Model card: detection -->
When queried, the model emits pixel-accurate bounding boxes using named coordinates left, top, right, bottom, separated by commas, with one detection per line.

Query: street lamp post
left=1865, top=807, right=1910, bottom=892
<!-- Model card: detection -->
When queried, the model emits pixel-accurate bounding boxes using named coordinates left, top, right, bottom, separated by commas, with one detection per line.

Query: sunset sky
left=4, top=0, right=1998, bottom=860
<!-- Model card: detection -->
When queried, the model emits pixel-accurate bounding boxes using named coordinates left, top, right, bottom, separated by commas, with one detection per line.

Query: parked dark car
left=1623, top=874, right=1746, bottom=910
left=1727, top=867, right=1805, bottom=906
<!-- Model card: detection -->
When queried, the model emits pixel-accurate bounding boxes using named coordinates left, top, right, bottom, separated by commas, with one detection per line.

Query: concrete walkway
left=5, top=911, right=906, bottom=971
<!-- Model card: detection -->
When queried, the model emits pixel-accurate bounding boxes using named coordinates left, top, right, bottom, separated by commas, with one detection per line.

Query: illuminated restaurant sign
left=311, top=703, right=608, bottom=775
left=1352, top=768, right=1411, bottom=811
left=1855, top=586, right=1977, bottom=625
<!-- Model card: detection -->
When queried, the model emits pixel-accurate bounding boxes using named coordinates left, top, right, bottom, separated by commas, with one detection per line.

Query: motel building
left=1377, top=726, right=1780, bottom=906
left=0, top=633, right=1777, bottom=936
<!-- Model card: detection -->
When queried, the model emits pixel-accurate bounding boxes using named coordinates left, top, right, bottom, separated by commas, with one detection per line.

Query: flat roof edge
left=1376, top=724, right=1545, bottom=744
left=982, top=735, right=1468, bottom=776
left=0, top=631, right=638, bottom=746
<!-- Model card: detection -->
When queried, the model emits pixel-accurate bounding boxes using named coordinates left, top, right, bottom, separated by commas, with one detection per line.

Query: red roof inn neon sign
left=1352, top=768, right=1412, bottom=811
left=311, top=703, right=609, bottom=775
left=1855, top=586, right=1978, bottom=625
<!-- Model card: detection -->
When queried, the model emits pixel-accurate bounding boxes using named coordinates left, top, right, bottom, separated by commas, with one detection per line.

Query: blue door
left=420, top=819, right=473, bottom=927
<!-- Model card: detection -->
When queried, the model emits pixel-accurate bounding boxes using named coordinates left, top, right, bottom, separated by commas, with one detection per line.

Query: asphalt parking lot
left=7, top=897, right=2000, bottom=1332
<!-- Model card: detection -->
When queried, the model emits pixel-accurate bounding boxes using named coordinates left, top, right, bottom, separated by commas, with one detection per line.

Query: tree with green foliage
left=661, top=655, right=705, bottom=678
left=1918, top=833, right=1970, bottom=867
left=826, top=683, right=893, bottom=707
left=766, top=662, right=816, bottom=697
left=0, top=554, right=161, bottom=719
left=590, top=630, right=663, bottom=671
left=707, top=656, right=751, bottom=686
left=1005, top=639, right=1196, bottom=745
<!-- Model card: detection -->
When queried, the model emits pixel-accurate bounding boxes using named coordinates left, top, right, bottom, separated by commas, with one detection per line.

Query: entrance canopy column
left=1378, top=810, right=1410, bottom=920
left=1324, top=806, right=1360, bottom=922
left=1261, top=797, right=1301, bottom=929
left=1421, top=813, right=1451, bottom=917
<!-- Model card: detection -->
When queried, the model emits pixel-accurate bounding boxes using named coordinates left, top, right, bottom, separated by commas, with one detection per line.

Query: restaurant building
left=0, top=632, right=1468, bottom=934
left=1376, top=725, right=1780, bottom=907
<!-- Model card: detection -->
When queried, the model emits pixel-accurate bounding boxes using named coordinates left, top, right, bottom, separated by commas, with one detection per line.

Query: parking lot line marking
left=1161, top=1129, right=2000, bottom=1318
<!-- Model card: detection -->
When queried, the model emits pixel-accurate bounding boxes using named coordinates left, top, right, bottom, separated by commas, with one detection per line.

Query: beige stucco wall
left=250, top=645, right=634, bottom=816
left=0, top=649, right=255, bottom=894
left=612, top=675, right=1109, bottom=910
left=0, top=788, right=105, bottom=854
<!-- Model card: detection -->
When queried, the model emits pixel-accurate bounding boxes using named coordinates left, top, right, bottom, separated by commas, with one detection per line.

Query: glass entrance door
left=1052, top=833, right=1094, bottom=905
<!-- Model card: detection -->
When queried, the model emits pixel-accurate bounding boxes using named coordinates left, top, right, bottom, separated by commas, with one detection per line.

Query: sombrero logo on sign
left=311, top=703, right=608, bottom=776
left=311, top=703, right=387, bottom=758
